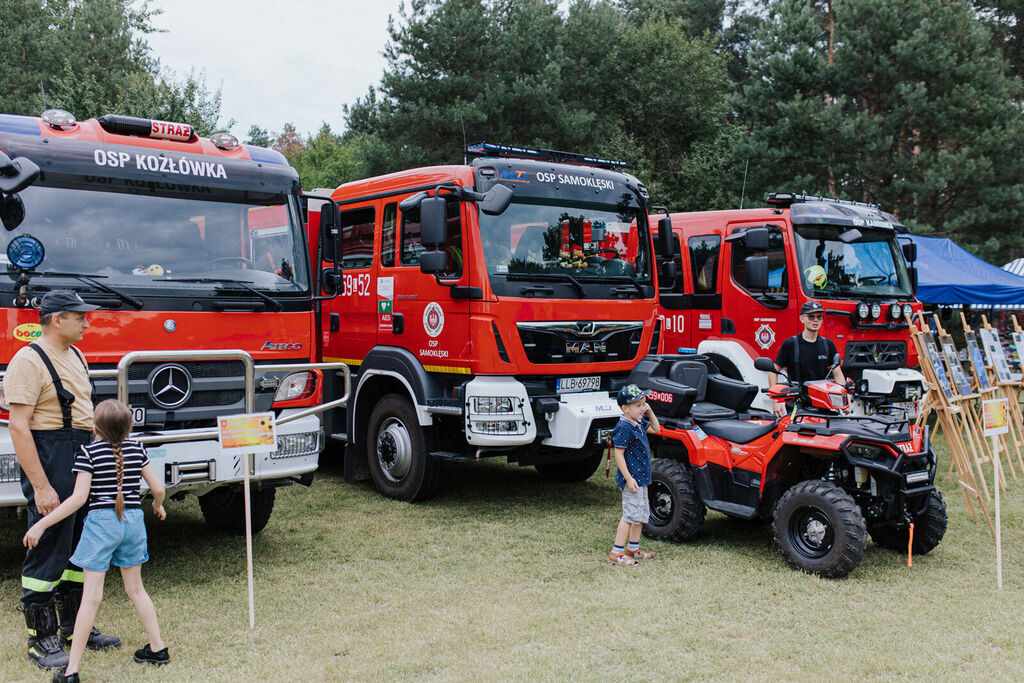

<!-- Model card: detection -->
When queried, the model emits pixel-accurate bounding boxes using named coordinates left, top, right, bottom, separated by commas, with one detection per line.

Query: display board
left=980, top=328, right=1014, bottom=383
left=940, top=335, right=973, bottom=397
left=965, top=332, right=992, bottom=390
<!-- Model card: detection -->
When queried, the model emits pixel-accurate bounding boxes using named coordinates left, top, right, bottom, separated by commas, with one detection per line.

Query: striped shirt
left=73, top=439, right=151, bottom=513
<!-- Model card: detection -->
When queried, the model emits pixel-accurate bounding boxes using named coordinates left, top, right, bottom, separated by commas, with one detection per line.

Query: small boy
left=609, top=383, right=661, bottom=565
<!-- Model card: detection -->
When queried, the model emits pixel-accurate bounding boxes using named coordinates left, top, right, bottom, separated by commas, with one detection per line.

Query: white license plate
left=556, top=375, right=600, bottom=393
left=130, top=406, right=146, bottom=426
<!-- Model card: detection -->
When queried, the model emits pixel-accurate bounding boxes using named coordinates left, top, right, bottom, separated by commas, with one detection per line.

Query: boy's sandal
left=608, top=551, right=639, bottom=566
left=626, top=548, right=655, bottom=560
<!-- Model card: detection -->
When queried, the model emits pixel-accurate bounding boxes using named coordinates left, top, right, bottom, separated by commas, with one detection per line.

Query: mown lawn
left=1, top=441, right=1022, bottom=681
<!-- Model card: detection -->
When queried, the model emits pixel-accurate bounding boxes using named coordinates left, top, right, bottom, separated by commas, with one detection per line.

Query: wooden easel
left=909, top=313, right=992, bottom=532
left=979, top=314, right=1024, bottom=475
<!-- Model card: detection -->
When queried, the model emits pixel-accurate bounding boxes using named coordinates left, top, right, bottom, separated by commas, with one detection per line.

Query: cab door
left=323, top=204, right=377, bottom=363
left=382, top=195, right=471, bottom=371
left=688, top=234, right=723, bottom=348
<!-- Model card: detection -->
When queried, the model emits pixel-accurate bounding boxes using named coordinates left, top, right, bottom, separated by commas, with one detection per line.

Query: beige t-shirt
left=3, top=337, right=94, bottom=430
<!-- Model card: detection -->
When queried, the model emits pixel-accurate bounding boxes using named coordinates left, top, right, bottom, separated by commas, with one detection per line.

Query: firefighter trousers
left=20, top=428, right=92, bottom=607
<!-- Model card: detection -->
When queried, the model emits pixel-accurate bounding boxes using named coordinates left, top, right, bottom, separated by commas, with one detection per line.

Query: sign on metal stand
left=982, top=398, right=1009, bottom=589
left=218, top=411, right=278, bottom=629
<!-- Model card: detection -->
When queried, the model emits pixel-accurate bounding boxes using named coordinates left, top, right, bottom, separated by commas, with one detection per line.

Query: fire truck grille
left=516, top=321, right=644, bottom=364
left=844, top=341, right=907, bottom=370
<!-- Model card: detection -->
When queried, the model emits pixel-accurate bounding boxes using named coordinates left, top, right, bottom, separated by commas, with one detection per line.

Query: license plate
left=556, top=375, right=600, bottom=393
left=130, top=406, right=146, bottom=426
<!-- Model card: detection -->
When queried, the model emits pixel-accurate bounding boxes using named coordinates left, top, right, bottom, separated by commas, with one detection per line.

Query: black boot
left=52, top=671, right=80, bottom=682
left=55, top=583, right=122, bottom=651
left=24, top=598, right=69, bottom=670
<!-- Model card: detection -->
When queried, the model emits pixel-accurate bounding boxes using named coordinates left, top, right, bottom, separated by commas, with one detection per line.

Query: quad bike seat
left=699, top=418, right=778, bottom=444
left=666, top=359, right=759, bottom=421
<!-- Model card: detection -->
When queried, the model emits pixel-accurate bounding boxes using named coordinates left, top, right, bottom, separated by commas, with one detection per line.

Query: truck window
left=731, top=227, right=788, bottom=304
left=340, top=206, right=375, bottom=269
left=381, top=202, right=397, bottom=267
left=400, top=196, right=462, bottom=278
left=689, top=235, right=721, bottom=294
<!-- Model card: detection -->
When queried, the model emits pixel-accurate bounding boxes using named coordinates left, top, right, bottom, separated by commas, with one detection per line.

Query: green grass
left=2, top=443, right=1023, bottom=681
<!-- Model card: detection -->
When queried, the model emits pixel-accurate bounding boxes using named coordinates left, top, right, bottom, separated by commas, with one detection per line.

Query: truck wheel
left=868, top=491, right=948, bottom=555
left=367, top=394, right=441, bottom=502
left=198, top=487, right=276, bottom=535
left=643, top=459, right=706, bottom=542
left=772, top=480, right=866, bottom=578
left=534, top=450, right=603, bottom=482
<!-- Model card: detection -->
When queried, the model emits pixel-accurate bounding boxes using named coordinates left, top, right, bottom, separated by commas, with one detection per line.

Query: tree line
left=3, top=0, right=1022, bottom=261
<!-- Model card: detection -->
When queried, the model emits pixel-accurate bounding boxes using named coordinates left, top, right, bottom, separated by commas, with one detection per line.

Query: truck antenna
left=460, top=114, right=467, bottom=165
left=740, top=159, right=749, bottom=210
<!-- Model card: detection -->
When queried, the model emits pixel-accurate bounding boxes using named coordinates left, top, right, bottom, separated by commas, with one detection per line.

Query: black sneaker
left=52, top=671, right=79, bottom=682
left=133, top=644, right=169, bottom=666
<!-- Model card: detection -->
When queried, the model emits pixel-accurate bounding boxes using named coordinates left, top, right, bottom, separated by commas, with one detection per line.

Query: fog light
left=1, top=453, right=20, bottom=483
left=472, top=396, right=514, bottom=414
left=870, top=303, right=882, bottom=320
left=270, top=430, right=322, bottom=459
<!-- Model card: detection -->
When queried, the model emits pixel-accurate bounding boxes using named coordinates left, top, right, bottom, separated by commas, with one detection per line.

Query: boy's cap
left=617, top=384, right=650, bottom=406
left=800, top=301, right=824, bottom=315
left=39, top=290, right=101, bottom=316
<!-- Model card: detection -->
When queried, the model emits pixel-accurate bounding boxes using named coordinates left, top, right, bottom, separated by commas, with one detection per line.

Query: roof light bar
left=766, top=192, right=879, bottom=209
left=97, top=114, right=194, bottom=142
left=465, top=142, right=629, bottom=170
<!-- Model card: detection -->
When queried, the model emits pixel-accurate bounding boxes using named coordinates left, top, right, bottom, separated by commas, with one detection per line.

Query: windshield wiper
left=605, top=274, right=646, bottom=297
left=505, top=272, right=586, bottom=297
left=161, top=277, right=284, bottom=311
left=10, top=271, right=144, bottom=310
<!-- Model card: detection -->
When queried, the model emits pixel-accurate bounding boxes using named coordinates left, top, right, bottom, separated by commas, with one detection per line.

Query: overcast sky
left=147, top=0, right=405, bottom=140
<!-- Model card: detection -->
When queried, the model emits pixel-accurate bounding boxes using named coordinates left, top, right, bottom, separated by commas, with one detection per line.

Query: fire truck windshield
left=479, top=199, right=653, bottom=298
left=793, top=225, right=912, bottom=298
left=1, top=183, right=308, bottom=294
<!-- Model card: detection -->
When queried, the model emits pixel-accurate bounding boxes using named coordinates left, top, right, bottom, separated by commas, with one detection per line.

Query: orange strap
left=907, top=522, right=915, bottom=567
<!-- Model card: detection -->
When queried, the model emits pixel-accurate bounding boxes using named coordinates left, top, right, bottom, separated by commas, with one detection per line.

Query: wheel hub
left=804, top=519, right=827, bottom=546
left=376, top=417, right=413, bottom=483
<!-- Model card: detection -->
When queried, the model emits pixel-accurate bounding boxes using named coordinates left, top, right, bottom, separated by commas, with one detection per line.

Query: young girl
left=24, top=399, right=169, bottom=681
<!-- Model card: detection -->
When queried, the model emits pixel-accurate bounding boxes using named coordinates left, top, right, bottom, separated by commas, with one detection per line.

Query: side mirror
left=657, top=216, right=674, bottom=258
left=753, top=357, right=775, bottom=373
left=907, top=265, right=918, bottom=294
left=744, top=254, right=769, bottom=290
left=744, top=227, right=769, bottom=251
left=0, top=151, right=40, bottom=195
left=420, top=250, right=447, bottom=274
left=901, top=241, right=917, bottom=263
left=420, top=196, right=448, bottom=248
left=320, top=202, right=342, bottom=264
left=479, top=184, right=513, bottom=215
left=1, top=194, right=26, bottom=231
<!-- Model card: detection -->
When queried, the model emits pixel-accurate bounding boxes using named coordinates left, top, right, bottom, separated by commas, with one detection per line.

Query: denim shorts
left=70, top=508, right=149, bottom=572
left=621, top=485, right=650, bottom=524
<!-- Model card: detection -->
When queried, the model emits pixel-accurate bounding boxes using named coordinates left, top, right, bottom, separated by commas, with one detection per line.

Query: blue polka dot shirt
left=612, top=416, right=652, bottom=489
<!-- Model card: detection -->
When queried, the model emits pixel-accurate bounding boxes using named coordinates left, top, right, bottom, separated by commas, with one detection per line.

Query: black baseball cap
left=39, top=290, right=101, bottom=316
left=800, top=301, right=824, bottom=315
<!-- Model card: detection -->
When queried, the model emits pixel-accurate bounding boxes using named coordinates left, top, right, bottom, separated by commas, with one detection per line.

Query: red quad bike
left=629, top=353, right=948, bottom=578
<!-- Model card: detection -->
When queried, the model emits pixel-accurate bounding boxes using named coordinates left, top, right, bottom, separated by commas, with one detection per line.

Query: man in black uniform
left=5, top=290, right=121, bottom=670
left=769, top=301, right=847, bottom=417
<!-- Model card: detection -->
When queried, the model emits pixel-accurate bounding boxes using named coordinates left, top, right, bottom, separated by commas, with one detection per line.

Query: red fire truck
left=654, top=193, right=925, bottom=415
left=0, top=110, right=347, bottom=532
left=311, top=143, right=665, bottom=501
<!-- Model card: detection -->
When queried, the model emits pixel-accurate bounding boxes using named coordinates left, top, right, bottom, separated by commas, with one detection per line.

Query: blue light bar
left=465, top=142, right=629, bottom=170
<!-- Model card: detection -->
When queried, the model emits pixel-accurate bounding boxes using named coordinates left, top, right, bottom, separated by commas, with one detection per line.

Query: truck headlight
left=472, top=396, right=514, bottom=414
left=274, top=372, right=315, bottom=401
left=1, top=453, right=20, bottom=483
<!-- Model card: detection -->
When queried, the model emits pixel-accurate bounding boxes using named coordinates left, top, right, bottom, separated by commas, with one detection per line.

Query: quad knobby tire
left=199, top=487, right=276, bottom=535
left=366, top=394, right=441, bottom=502
left=535, top=449, right=603, bottom=482
left=643, top=459, right=706, bottom=542
left=868, top=490, right=948, bottom=555
left=772, top=480, right=867, bottom=578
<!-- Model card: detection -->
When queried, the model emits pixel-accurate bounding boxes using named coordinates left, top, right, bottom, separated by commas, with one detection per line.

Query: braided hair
left=93, top=399, right=133, bottom=521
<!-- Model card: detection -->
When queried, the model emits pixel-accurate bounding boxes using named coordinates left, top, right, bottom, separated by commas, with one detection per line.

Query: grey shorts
left=621, top=485, right=650, bottom=524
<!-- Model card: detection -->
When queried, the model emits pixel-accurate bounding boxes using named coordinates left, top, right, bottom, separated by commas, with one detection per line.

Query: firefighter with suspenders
left=4, top=291, right=121, bottom=670
left=769, top=300, right=847, bottom=418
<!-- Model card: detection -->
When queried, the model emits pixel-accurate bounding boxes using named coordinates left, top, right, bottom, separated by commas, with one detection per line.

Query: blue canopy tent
left=903, top=235, right=1024, bottom=306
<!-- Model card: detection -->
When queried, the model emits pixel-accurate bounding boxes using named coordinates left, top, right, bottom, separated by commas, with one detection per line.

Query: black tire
left=643, top=459, right=706, bottom=542
left=772, top=480, right=866, bottom=578
left=868, top=491, right=948, bottom=555
left=198, top=487, right=276, bottom=535
left=366, top=394, right=441, bottom=502
left=534, top=450, right=603, bottom=482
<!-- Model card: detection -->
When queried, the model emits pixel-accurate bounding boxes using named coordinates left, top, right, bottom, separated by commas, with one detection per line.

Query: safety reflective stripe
left=61, top=569, right=84, bottom=583
left=22, top=575, right=57, bottom=592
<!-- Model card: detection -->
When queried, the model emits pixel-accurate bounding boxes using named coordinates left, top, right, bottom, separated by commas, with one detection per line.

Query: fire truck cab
left=655, top=193, right=926, bottom=415
left=0, top=110, right=347, bottom=533
left=313, top=143, right=664, bottom=501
